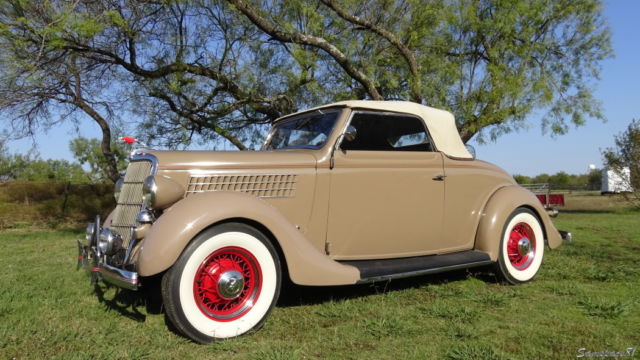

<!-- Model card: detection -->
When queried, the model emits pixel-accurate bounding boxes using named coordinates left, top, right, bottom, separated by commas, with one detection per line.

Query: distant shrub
left=0, top=181, right=115, bottom=228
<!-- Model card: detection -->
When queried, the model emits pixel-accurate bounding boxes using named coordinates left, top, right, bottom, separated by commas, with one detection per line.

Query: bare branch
left=148, top=90, right=248, bottom=150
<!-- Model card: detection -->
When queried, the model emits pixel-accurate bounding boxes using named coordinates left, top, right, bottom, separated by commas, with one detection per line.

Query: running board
left=339, top=250, right=493, bottom=284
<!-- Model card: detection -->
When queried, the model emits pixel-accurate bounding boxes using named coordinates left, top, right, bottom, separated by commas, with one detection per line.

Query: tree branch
left=319, top=0, right=422, bottom=102
left=226, top=0, right=384, bottom=101
left=64, top=43, right=288, bottom=119
left=148, top=90, right=248, bottom=150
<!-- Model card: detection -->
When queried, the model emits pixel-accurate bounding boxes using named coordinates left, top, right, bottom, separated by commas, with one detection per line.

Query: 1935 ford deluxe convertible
left=78, top=100, right=571, bottom=343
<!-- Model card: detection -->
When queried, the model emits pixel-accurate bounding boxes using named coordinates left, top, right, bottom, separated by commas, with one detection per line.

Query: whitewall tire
left=162, top=223, right=281, bottom=343
left=496, top=208, right=544, bottom=284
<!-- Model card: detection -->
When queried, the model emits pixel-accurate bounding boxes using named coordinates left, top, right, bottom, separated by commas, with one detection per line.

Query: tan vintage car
left=78, top=100, right=571, bottom=343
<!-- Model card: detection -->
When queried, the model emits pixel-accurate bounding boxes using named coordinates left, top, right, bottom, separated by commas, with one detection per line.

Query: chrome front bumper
left=77, top=220, right=140, bottom=291
left=559, top=230, right=573, bottom=243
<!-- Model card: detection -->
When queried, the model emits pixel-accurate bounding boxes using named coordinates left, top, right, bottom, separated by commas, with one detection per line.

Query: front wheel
left=496, top=208, right=544, bottom=284
left=162, top=223, right=281, bottom=343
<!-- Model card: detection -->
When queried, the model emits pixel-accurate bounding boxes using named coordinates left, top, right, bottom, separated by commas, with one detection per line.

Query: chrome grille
left=186, top=174, right=297, bottom=198
left=111, top=160, right=153, bottom=247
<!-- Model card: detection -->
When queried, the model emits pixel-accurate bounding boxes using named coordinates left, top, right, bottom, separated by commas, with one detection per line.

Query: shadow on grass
left=278, top=265, right=499, bottom=307
left=560, top=209, right=616, bottom=214
left=92, top=274, right=164, bottom=322
left=90, top=265, right=501, bottom=326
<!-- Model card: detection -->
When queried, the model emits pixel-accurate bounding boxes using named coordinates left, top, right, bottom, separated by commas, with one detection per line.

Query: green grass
left=1, top=198, right=639, bottom=359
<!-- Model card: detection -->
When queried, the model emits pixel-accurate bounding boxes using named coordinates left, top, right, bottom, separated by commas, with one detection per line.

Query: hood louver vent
left=186, top=174, right=297, bottom=198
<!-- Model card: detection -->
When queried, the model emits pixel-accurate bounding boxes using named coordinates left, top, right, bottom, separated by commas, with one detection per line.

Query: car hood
left=146, top=149, right=318, bottom=171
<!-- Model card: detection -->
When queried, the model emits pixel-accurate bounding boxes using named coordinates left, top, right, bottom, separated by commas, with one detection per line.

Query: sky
left=469, top=0, right=640, bottom=176
left=4, top=1, right=640, bottom=177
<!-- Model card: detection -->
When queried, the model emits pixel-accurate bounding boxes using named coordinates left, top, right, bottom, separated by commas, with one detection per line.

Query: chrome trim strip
left=187, top=179, right=297, bottom=185
left=123, top=227, right=137, bottom=266
left=130, top=152, right=158, bottom=174
left=111, top=153, right=157, bottom=249
left=186, top=187, right=297, bottom=193
left=355, top=260, right=494, bottom=284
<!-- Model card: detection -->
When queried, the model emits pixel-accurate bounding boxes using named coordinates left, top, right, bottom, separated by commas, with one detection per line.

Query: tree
left=224, top=0, right=612, bottom=142
left=549, top=171, right=570, bottom=190
left=0, top=147, right=87, bottom=182
left=587, top=168, right=602, bottom=191
left=70, top=137, right=129, bottom=182
left=602, top=119, right=640, bottom=207
left=533, top=173, right=550, bottom=184
left=0, top=1, right=125, bottom=182
left=513, top=174, right=532, bottom=185
left=0, top=0, right=612, bottom=156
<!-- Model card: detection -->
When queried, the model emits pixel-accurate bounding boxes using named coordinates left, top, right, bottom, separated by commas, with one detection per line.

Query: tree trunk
left=74, top=101, right=121, bottom=183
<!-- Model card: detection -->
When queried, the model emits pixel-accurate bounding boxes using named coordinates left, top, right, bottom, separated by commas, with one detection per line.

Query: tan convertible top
left=293, top=100, right=473, bottom=159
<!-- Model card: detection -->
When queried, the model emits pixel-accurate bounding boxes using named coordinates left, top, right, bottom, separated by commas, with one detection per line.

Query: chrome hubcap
left=517, top=238, right=532, bottom=256
left=217, top=270, right=245, bottom=300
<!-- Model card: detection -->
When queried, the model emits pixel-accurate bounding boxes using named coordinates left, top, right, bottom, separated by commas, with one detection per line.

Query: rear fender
left=136, top=191, right=359, bottom=286
left=474, top=185, right=562, bottom=261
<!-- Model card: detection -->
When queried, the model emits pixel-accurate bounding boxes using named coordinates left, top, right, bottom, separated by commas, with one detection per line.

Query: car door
left=327, top=111, right=445, bottom=260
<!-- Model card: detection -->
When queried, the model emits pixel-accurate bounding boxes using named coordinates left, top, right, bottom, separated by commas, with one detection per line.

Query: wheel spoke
left=507, top=221, right=536, bottom=270
left=193, top=246, right=261, bottom=321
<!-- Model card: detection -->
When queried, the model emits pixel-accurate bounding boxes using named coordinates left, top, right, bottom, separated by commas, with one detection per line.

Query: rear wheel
left=496, top=208, right=544, bottom=284
left=162, top=223, right=281, bottom=343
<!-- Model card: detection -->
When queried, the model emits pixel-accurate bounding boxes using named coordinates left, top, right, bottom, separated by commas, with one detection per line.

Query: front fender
left=474, top=185, right=563, bottom=261
left=136, top=191, right=359, bottom=286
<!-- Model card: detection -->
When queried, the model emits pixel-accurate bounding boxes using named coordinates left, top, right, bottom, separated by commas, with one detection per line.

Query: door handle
left=433, top=174, right=446, bottom=181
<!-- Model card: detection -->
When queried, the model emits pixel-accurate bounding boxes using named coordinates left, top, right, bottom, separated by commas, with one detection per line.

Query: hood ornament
left=119, top=136, right=149, bottom=156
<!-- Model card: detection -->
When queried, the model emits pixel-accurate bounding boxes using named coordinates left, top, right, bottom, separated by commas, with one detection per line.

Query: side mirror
left=344, top=125, right=357, bottom=142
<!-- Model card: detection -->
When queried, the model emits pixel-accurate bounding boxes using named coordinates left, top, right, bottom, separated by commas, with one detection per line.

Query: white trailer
left=601, top=167, right=633, bottom=194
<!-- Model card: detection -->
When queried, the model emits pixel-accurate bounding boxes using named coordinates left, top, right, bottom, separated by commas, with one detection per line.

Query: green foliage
left=70, top=137, right=128, bottom=182
left=0, top=148, right=87, bottom=183
left=513, top=169, right=601, bottom=190
left=68, top=15, right=106, bottom=38
left=551, top=171, right=571, bottom=189
left=513, top=174, right=532, bottom=185
left=0, top=0, right=613, bottom=151
left=0, top=2, right=124, bottom=182
left=602, top=119, right=640, bottom=207
left=587, top=169, right=602, bottom=190
left=0, top=182, right=115, bottom=229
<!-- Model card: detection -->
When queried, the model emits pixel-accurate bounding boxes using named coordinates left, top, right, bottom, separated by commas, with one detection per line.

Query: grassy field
left=1, top=195, right=638, bottom=359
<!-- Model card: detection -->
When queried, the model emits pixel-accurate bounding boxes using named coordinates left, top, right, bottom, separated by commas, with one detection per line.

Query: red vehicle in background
left=522, top=183, right=565, bottom=217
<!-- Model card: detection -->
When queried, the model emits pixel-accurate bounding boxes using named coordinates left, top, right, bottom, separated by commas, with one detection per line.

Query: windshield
left=263, top=111, right=339, bottom=150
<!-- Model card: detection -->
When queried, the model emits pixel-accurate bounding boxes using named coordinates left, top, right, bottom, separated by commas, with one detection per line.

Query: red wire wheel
left=506, top=222, right=536, bottom=271
left=193, top=246, right=262, bottom=321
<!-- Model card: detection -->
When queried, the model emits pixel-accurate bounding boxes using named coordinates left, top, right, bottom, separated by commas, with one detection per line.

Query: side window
left=341, top=113, right=434, bottom=152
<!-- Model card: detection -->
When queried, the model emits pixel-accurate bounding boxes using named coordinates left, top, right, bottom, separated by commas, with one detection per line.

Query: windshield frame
left=262, top=109, right=341, bottom=151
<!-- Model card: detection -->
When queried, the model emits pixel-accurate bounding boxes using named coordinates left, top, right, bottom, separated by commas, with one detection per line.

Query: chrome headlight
left=114, top=178, right=124, bottom=202
left=142, top=175, right=184, bottom=209
left=98, top=228, right=122, bottom=256
left=83, top=222, right=96, bottom=247
left=142, top=175, right=157, bottom=208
